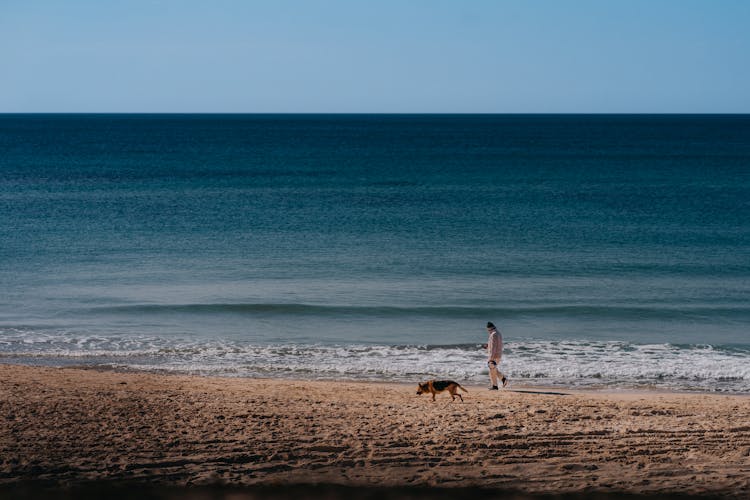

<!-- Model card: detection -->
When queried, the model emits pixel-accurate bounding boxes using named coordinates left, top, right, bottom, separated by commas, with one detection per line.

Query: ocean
left=1, top=114, right=749, bottom=392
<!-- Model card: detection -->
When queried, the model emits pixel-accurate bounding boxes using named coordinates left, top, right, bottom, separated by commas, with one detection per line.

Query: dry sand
left=1, top=364, right=749, bottom=498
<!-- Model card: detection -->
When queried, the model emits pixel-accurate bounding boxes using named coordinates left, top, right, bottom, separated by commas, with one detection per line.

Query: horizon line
left=2, top=112, right=750, bottom=116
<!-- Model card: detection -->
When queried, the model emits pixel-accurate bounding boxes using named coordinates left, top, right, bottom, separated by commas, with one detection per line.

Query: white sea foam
left=1, top=328, right=748, bottom=392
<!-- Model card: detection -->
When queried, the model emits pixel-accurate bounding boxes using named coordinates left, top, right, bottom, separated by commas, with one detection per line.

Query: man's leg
left=488, top=360, right=499, bottom=389
left=498, top=367, right=508, bottom=388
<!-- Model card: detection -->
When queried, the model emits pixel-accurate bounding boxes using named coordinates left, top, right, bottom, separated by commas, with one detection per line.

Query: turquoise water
left=1, top=114, right=749, bottom=391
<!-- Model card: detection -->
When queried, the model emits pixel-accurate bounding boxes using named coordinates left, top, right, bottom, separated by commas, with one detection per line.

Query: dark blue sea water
left=1, top=114, right=749, bottom=391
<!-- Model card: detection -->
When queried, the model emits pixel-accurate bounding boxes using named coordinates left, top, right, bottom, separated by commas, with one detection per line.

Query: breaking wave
left=90, top=302, right=750, bottom=322
left=1, top=327, right=749, bottom=393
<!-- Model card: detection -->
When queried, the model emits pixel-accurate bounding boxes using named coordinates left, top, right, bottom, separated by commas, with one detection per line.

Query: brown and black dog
left=416, top=380, right=468, bottom=402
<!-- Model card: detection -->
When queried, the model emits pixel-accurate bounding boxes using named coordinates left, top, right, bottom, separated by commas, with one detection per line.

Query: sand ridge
left=1, top=364, right=749, bottom=497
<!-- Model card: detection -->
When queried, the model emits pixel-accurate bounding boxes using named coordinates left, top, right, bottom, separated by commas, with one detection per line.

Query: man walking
left=484, top=322, right=508, bottom=390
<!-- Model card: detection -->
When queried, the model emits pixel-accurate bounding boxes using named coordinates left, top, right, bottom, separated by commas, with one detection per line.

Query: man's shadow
left=509, top=389, right=570, bottom=396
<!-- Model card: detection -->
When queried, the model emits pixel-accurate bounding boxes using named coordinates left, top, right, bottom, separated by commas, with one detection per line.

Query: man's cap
left=486, top=322, right=495, bottom=328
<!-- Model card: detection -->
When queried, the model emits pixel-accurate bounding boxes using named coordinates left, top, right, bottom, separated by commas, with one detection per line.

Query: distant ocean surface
left=1, top=114, right=749, bottom=392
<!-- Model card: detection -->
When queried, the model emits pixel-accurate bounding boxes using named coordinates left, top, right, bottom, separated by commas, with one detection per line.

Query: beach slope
left=1, top=365, right=749, bottom=497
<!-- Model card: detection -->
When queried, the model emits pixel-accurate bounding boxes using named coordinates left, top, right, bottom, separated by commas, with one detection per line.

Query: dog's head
left=416, top=382, right=429, bottom=395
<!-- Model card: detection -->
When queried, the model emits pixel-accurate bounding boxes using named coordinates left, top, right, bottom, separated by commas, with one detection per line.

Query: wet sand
left=1, top=364, right=749, bottom=498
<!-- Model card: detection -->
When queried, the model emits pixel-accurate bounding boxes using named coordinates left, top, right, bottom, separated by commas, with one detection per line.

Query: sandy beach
left=1, top=364, right=749, bottom=498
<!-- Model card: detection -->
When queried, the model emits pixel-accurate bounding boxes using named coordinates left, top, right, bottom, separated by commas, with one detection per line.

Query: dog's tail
left=458, top=384, right=468, bottom=393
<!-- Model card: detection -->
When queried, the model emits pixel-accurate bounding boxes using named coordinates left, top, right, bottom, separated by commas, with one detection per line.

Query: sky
left=1, top=0, right=749, bottom=113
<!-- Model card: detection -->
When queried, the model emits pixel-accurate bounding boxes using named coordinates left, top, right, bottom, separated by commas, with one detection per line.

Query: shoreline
left=2, top=363, right=749, bottom=497
left=64, top=364, right=750, bottom=398
left=3, top=358, right=748, bottom=398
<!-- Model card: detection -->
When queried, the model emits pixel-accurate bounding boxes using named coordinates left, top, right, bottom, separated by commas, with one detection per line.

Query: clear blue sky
left=2, top=0, right=749, bottom=113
